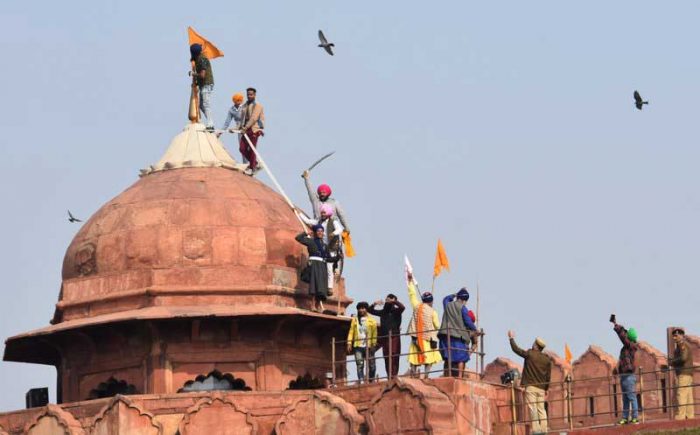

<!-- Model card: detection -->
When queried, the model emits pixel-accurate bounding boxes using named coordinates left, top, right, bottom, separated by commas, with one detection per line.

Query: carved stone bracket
left=367, top=377, right=458, bottom=435
left=89, top=394, right=162, bottom=434
left=178, top=392, right=258, bottom=435
left=274, top=390, right=365, bottom=435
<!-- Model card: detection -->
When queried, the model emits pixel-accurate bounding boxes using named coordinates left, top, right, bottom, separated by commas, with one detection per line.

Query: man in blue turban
left=438, top=287, right=477, bottom=377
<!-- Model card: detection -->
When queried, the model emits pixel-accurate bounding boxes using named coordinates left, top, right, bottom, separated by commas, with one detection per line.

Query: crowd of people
left=505, top=320, right=695, bottom=435
left=189, top=42, right=697, bottom=433
left=343, top=271, right=480, bottom=384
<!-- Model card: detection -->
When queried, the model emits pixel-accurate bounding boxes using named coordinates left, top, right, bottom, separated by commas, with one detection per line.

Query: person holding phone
left=611, top=314, right=640, bottom=425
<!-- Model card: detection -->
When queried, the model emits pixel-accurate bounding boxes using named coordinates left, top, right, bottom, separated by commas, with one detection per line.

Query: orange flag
left=342, top=231, right=355, bottom=258
left=564, top=343, right=573, bottom=364
left=433, top=239, right=450, bottom=277
left=188, top=26, right=224, bottom=59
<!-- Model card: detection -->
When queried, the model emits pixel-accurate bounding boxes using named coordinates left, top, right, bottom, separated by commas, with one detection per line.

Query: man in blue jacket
left=438, top=288, right=476, bottom=377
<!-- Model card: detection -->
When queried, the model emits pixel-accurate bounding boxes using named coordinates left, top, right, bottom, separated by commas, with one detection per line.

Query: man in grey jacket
left=302, top=170, right=350, bottom=234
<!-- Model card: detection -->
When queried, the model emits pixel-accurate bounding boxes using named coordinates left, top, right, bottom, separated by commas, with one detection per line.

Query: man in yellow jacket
left=347, top=302, right=378, bottom=384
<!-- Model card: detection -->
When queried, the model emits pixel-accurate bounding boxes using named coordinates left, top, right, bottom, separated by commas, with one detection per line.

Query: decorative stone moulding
left=367, top=377, right=458, bottom=435
left=89, top=395, right=162, bottom=435
left=274, top=390, right=365, bottom=435
left=24, top=404, right=85, bottom=435
left=178, top=392, right=258, bottom=435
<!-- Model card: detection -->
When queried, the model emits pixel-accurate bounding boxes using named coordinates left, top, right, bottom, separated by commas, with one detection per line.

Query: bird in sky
left=318, top=30, right=335, bottom=56
left=67, top=210, right=82, bottom=223
left=634, top=90, right=649, bottom=110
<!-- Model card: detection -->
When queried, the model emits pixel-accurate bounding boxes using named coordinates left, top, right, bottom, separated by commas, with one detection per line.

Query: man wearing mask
left=369, top=294, right=405, bottom=379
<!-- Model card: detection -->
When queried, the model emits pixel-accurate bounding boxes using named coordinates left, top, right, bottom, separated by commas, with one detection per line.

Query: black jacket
left=369, top=301, right=405, bottom=335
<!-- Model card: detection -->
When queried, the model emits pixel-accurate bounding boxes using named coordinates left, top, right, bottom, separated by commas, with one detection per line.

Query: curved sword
left=307, top=151, right=335, bottom=172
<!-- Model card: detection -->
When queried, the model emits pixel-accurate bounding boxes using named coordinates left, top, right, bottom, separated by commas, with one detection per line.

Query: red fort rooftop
left=2, top=123, right=700, bottom=434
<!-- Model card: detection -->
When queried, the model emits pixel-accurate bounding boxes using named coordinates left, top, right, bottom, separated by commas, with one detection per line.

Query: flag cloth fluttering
left=188, top=26, right=224, bottom=59
left=564, top=343, right=573, bottom=364
left=433, top=239, right=450, bottom=277
left=342, top=231, right=355, bottom=258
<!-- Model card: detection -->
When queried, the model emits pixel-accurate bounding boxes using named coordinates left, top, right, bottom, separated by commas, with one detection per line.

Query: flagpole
left=476, top=278, right=480, bottom=373
left=476, top=279, right=480, bottom=331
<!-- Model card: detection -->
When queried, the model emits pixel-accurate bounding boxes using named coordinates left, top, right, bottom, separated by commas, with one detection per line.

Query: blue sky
left=1, top=0, right=699, bottom=409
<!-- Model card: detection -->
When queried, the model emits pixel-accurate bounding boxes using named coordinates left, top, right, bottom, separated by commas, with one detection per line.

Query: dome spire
left=140, top=123, right=246, bottom=176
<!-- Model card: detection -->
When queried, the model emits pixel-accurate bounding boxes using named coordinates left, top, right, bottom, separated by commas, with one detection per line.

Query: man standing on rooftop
left=670, top=328, right=695, bottom=420
left=190, top=43, right=215, bottom=130
left=508, top=330, right=551, bottom=435
left=369, top=294, right=405, bottom=379
left=239, top=87, right=265, bottom=175
left=612, top=318, right=639, bottom=425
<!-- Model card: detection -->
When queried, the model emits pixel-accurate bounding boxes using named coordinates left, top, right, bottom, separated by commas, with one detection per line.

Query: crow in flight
left=634, top=90, right=649, bottom=110
left=67, top=210, right=82, bottom=223
left=318, top=30, right=335, bottom=56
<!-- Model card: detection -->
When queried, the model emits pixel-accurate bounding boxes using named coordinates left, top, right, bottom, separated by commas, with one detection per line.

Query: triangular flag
left=564, top=343, right=573, bottom=364
left=433, top=239, right=450, bottom=278
left=188, top=26, right=224, bottom=59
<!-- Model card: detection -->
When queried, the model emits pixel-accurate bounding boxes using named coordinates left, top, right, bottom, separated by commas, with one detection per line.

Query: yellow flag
left=188, top=26, right=224, bottom=59
left=433, top=239, right=450, bottom=277
left=564, top=343, right=573, bottom=364
left=342, top=231, right=355, bottom=258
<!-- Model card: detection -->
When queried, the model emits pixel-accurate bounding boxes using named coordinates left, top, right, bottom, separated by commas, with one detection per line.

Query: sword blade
left=307, top=151, right=335, bottom=172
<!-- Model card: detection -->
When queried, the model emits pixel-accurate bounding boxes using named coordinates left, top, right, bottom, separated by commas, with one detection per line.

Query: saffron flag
left=433, top=239, right=450, bottom=278
left=188, top=26, right=224, bottom=59
left=564, top=343, right=573, bottom=364
left=342, top=231, right=355, bottom=258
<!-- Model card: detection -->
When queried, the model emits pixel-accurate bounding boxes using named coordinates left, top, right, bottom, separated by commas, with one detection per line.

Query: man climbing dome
left=239, top=87, right=265, bottom=175
left=302, top=170, right=350, bottom=233
left=190, top=43, right=215, bottom=130
left=297, top=204, right=343, bottom=295
left=218, top=92, right=245, bottom=136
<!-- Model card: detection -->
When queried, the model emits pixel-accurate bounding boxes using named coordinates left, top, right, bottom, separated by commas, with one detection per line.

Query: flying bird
left=317, top=30, right=335, bottom=56
left=67, top=210, right=82, bottom=223
left=633, top=90, right=649, bottom=110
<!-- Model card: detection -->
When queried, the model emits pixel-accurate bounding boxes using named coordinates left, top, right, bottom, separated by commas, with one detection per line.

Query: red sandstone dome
left=4, top=125, right=351, bottom=396
left=57, top=166, right=315, bottom=323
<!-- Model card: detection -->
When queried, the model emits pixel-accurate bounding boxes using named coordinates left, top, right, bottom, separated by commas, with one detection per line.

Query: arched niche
left=88, top=377, right=138, bottom=399
left=179, top=369, right=250, bottom=392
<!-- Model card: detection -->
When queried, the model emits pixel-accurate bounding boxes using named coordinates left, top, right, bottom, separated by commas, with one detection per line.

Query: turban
left=535, top=337, right=546, bottom=349
left=457, top=287, right=470, bottom=301
left=319, top=204, right=334, bottom=217
left=317, top=184, right=332, bottom=196
left=190, top=43, right=203, bottom=60
left=467, top=310, right=476, bottom=323
left=627, top=328, right=638, bottom=343
left=421, top=292, right=433, bottom=303
left=232, top=93, right=244, bottom=103
left=311, top=224, right=324, bottom=232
